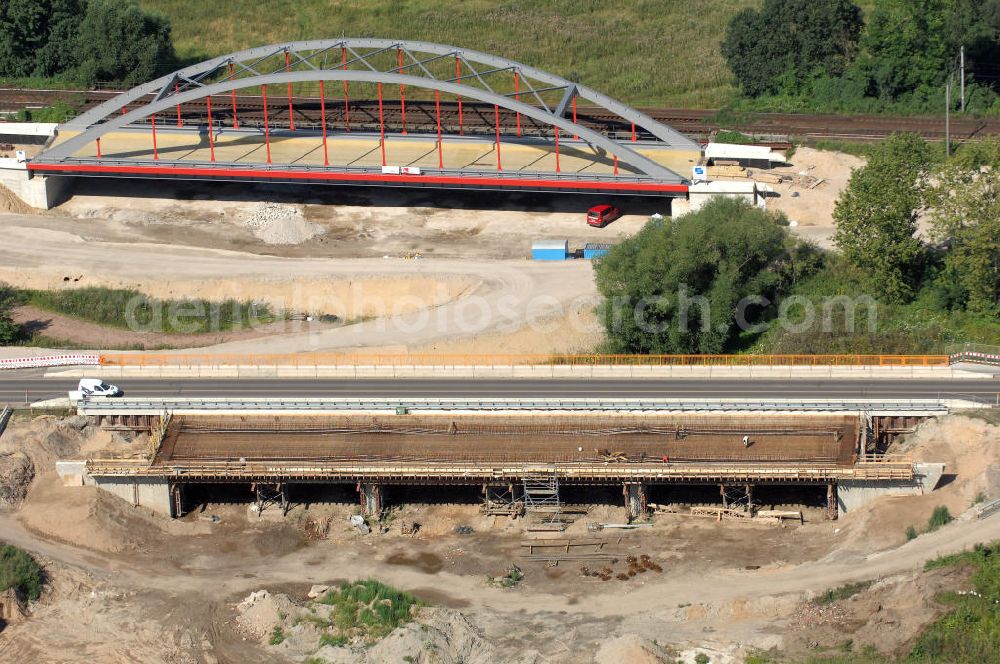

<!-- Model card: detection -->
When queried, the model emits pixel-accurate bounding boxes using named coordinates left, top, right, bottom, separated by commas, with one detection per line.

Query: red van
left=587, top=204, right=622, bottom=228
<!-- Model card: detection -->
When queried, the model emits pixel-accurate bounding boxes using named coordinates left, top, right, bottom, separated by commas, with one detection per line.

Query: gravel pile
left=0, top=451, right=34, bottom=507
left=243, top=203, right=324, bottom=245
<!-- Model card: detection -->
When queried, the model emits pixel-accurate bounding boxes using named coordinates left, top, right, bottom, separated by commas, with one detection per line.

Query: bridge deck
left=84, top=413, right=883, bottom=485
left=32, top=128, right=698, bottom=194
left=153, top=414, right=856, bottom=466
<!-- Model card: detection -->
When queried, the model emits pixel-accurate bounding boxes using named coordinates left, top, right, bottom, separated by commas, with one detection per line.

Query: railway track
left=1, top=86, right=996, bottom=143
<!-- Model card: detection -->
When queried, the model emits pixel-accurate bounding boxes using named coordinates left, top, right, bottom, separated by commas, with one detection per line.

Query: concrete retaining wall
left=54, top=460, right=89, bottom=487
left=838, top=462, right=946, bottom=514
left=91, top=477, right=173, bottom=516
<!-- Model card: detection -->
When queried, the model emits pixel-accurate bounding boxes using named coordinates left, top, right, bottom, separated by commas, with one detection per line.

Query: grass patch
left=813, top=581, right=873, bottom=606
left=808, top=139, right=877, bottom=159
left=318, top=632, right=347, bottom=648
left=18, top=287, right=273, bottom=335
left=315, top=579, right=421, bottom=643
left=912, top=542, right=1000, bottom=663
left=487, top=564, right=524, bottom=588
left=13, top=102, right=77, bottom=123
left=136, top=0, right=744, bottom=108
left=714, top=130, right=758, bottom=144
left=268, top=625, right=285, bottom=645
left=926, top=506, right=953, bottom=533
left=0, top=543, right=44, bottom=602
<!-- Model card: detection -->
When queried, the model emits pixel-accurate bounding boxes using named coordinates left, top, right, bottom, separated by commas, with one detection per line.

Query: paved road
left=0, top=376, right=997, bottom=404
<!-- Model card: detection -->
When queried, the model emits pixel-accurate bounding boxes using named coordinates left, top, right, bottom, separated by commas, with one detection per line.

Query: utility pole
left=960, top=46, right=966, bottom=112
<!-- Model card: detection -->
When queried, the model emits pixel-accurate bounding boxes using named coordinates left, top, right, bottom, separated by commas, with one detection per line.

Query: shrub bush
left=0, top=544, right=44, bottom=601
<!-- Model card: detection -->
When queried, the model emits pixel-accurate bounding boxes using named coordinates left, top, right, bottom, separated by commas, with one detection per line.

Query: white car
left=68, top=378, right=123, bottom=401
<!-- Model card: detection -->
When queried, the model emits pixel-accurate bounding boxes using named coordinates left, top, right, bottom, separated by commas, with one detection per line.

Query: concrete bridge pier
left=827, top=483, right=838, bottom=520
left=624, top=482, right=647, bottom=522
left=359, top=482, right=383, bottom=519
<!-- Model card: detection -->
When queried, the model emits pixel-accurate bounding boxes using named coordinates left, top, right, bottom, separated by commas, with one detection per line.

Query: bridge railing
left=98, top=353, right=950, bottom=368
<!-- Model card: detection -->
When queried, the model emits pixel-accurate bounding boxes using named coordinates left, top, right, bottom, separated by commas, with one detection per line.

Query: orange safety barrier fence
left=98, top=353, right=951, bottom=368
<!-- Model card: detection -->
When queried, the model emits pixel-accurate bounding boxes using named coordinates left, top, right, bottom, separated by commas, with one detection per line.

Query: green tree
left=721, top=0, right=864, bottom=97
left=595, top=198, right=801, bottom=354
left=0, top=283, right=21, bottom=345
left=0, top=0, right=57, bottom=77
left=852, top=0, right=954, bottom=101
left=833, top=133, right=932, bottom=302
left=32, top=0, right=88, bottom=77
left=926, top=137, right=1000, bottom=314
left=73, top=0, right=175, bottom=86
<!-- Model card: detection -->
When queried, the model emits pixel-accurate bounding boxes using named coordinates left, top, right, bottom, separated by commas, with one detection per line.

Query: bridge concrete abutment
left=0, top=162, right=70, bottom=209
left=837, top=463, right=946, bottom=516
left=90, top=476, right=173, bottom=516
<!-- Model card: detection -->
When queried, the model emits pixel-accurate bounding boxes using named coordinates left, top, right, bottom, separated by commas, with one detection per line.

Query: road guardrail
left=75, top=397, right=966, bottom=415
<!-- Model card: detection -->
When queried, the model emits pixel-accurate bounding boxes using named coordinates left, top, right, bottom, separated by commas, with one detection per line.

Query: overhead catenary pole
left=285, top=51, right=295, bottom=130
left=206, top=96, right=215, bottom=162
left=229, top=63, right=239, bottom=129
left=342, top=46, right=350, bottom=132
left=960, top=46, right=966, bottom=112
left=494, top=104, right=502, bottom=171
left=378, top=81, right=386, bottom=166
left=319, top=80, right=329, bottom=166
left=514, top=71, right=521, bottom=137
left=946, top=75, right=951, bottom=158
left=435, top=89, right=443, bottom=169
left=398, top=47, right=407, bottom=135
left=151, top=111, right=158, bottom=160
left=456, top=55, right=464, bottom=136
left=572, top=96, right=578, bottom=140
left=262, top=84, right=272, bottom=164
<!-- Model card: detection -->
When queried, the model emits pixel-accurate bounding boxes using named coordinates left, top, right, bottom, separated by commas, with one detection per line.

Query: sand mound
left=363, top=607, right=497, bottom=664
left=18, top=478, right=166, bottom=553
left=235, top=589, right=298, bottom=640
left=596, top=634, right=669, bottom=663
left=243, top=203, right=324, bottom=245
left=1, top=415, right=172, bottom=553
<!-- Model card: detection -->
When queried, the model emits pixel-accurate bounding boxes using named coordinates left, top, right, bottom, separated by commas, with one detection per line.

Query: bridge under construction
left=76, top=408, right=939, bottom=522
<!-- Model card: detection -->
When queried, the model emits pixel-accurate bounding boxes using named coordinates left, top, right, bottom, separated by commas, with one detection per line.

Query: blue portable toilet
left=583, top=243, right=611, bottom=260
left=531, top=239, right=569, bottom=261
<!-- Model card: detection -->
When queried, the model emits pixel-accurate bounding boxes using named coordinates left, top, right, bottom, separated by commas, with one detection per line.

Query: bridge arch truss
left=33, top=39, right=698, bottom=195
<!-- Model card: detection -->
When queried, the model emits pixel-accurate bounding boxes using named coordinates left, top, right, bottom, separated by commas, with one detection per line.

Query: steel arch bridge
left=30, top=39, right=701, bottom=196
